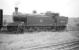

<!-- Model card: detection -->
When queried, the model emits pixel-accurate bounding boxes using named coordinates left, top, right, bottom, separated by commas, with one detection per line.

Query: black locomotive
left=6, top=7, right=68, bottom=32
left=0, top=7, right=68, bottom=33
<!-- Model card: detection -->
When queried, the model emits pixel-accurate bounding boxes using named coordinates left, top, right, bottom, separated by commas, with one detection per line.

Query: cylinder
left=0, top=9, right=3, bottom=29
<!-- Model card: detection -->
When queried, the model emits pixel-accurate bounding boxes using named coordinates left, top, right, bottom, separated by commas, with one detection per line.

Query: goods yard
left=0, top=7, right=79, bottom=50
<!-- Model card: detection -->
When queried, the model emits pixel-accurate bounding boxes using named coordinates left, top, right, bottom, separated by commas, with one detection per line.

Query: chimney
left=33, top=10, right=37, bottom=14
left=15, top=7, right=18, bottom=15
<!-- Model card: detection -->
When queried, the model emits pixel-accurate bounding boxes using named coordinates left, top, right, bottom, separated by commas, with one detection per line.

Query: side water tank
left=0, top=9, right=3, bottom=29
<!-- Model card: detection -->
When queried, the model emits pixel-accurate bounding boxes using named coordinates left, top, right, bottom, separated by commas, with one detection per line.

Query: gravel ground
left=0, top=31, right=79, bottom=50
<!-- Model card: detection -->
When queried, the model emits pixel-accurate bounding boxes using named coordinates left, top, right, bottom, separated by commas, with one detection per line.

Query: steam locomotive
left=0, top=7, right=68, bottom=33
left=6, top=7, right=68, bottom=32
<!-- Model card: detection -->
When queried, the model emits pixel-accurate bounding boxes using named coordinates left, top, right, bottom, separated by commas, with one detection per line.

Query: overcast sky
left=0, top=0, right=79, bottom=18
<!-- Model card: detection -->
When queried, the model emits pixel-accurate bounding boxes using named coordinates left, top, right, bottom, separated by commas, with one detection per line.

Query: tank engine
left=6, top=7, right=68, bottom=32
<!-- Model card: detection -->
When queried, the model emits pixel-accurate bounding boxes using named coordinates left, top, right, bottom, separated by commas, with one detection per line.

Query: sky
left=0, top=0, right=79, bottom=18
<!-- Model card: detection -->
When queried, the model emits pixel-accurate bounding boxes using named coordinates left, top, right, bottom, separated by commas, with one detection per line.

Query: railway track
left=27, top=40, right=79, bottom=50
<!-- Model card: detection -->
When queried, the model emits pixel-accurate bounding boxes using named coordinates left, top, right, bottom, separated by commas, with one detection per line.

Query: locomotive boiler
left=7, top=7, right=68, bottom=32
